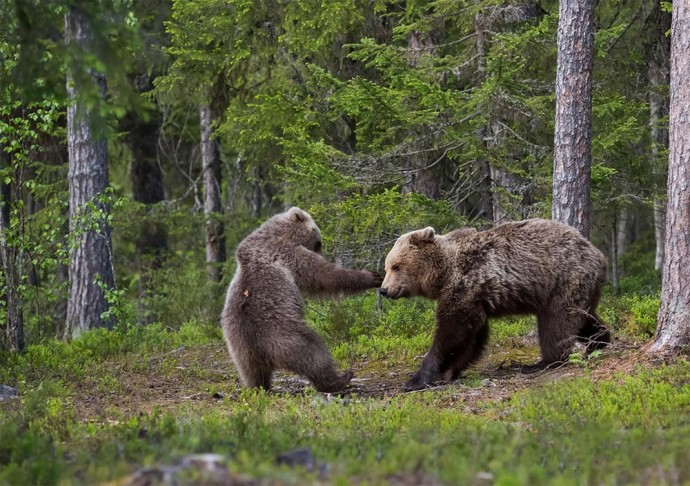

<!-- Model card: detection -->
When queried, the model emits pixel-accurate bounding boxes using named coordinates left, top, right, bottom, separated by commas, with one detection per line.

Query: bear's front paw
left=315, top=370, right=354, bottom=393
left=402, top=378, right=428, bottom=392
left=365, top=270, right=384, bottom=288
left=402, top=372, right=433, bottom=392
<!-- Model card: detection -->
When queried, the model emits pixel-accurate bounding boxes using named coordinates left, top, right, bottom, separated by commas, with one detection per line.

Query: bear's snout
left=379, top=286, right=405, bottom=299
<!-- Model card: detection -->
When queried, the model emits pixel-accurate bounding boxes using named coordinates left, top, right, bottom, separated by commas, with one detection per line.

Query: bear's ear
left=287, top=206, right=307, bottom=222
left=410, top=227, right=435, bottom=246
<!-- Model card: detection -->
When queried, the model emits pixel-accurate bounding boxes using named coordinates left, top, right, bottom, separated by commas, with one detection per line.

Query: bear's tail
left=577, top=315, right=610, bottom=353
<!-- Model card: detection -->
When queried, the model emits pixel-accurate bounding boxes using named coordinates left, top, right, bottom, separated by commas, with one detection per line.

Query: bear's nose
left=378, top=287, right=388, bottom=297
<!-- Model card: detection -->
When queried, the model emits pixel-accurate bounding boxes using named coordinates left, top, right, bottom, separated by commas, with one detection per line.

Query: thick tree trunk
left=551, top=0, right=595, bottom=239
left=200, top=104, right=226, bottom=283
left=653, top=1, right=690, bottom=352
left=64, top=7, right=115, bottom=338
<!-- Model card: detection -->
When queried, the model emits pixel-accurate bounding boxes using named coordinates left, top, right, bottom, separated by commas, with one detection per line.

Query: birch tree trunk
left=64, top=7, right=115, bottom=338
left=653, top=1, right=690, bottom=352
left=200, top=104, right=226, bottom=283
left=551, top=0, right=595, bottom=238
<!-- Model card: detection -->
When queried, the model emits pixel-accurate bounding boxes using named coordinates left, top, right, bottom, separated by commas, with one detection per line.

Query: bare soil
left=72, top=336, right=652, bottom=422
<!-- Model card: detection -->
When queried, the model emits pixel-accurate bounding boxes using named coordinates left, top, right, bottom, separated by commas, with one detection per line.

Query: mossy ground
left=1, top=293, right=688, bottom=485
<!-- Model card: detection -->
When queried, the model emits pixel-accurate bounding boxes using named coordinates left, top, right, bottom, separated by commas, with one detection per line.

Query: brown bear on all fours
left=379, top=219, right=610, bottom=391
left=221, top=207, right=382, bottom=393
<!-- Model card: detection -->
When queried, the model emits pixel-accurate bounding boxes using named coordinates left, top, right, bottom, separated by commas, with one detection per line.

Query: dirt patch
left=71, top=337, right=651, bottom=422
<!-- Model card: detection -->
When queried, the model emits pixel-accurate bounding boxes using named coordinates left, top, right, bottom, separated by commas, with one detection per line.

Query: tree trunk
left=648, top=1, right=671, bottom=272
left=551, top=0, right=595, bottom=239
left=124, top=75, right=168, bottom=322
left=653, top=1, right=690, bottom=352
left=473, top=8, right=494, bottom=222
left=0, top=152, right=24, bottom=350
left=200, top=104, right=226, bottom=283
left=610, top=214, right=619, bottom=292
left=654, top=200, right=666, bottom=271
left=251, top=165, right=263, bottom=218
left=64, top=7, right=115, bottom=339
left=616, top=206, right=629, bottom=260
left=127, top=75, right=168, bottom=267
left=401, top=30, right=445, bottom=200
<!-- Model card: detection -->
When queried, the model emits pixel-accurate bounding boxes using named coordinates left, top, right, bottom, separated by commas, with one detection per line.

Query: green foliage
left=307, top=188, right=467, bottom=268
left=513, top=362, right=690, bottom=430
left=618, top=293, right=661, bottom=339
left=0, top=323, right=218, bottom=386
left=490, top=315, right=536, bottom=341
left=307, top=293, right=435, bottom=361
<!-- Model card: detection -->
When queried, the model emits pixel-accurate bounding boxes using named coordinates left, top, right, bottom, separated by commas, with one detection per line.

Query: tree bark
left=610, top=214, right=619, bottom=291
left=200, top=104, right=226, bottom=283
left=0, top=150, right=24, bottom=350
left=551, top=0, right=595, bottom=239
left=653, top=1, right=690, bottom=352
left=401, top=30, right=445, bottom=200
left=616, top=207, right=629, bottom=259
left=64, top=7, right=115, bottom=339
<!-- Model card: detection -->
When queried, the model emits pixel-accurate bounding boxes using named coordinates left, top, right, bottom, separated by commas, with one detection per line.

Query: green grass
left=2, top=290, right=688, bottom=485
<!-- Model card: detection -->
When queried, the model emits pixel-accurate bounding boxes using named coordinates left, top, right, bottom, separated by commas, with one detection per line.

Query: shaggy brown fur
left=221, top=207, right=382, bottom=392
left=380, top=219, right=609, bottom=391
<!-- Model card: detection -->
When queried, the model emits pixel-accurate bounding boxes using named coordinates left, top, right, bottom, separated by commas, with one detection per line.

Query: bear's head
left=281, top=207, right=323, bottom=254
left=380, top=227, right=444, bottom=299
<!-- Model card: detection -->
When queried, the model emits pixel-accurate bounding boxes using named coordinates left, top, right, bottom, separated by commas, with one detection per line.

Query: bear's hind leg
left=237, top=360, right=273, bottom=390
left=275, top=327, right=353, bottom=393
left=528, top=310, right=577, bottom=372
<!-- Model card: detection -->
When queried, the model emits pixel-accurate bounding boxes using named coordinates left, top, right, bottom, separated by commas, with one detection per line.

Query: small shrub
left=306, top=293, right=435, bottom=361
left=619, top=293, right=661, bottom=338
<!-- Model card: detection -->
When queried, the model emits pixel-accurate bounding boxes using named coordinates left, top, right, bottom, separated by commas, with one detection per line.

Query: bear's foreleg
left=292, top=248, right=382, bottom=296
left=444, top=323, right=490, bottom=381
left=403, top=303, right=488, bottom=391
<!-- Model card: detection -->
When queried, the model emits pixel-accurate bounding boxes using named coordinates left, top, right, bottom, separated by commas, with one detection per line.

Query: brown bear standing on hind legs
left=379, top=219, right=610, bottom=391
left=221, top=207, right=382, bottom=392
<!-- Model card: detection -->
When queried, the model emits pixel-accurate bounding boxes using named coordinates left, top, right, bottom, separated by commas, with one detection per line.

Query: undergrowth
left=2, top=285, right=684, bottom=485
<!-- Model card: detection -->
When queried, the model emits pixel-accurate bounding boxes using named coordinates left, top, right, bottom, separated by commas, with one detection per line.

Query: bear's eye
left=391, top=264, right=400, bottom=271
left=314, top=241, right=322, bottom=253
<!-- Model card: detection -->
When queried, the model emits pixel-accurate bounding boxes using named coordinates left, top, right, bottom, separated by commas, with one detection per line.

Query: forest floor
left=71, top=335, right=649, bottom=422
left=2, top=321, right=689, bottom=486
